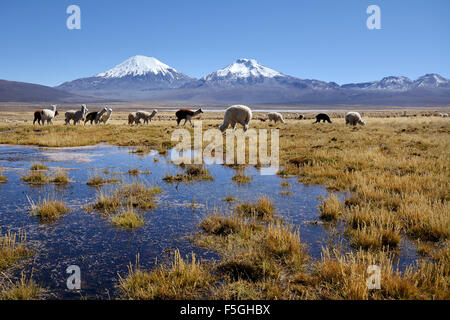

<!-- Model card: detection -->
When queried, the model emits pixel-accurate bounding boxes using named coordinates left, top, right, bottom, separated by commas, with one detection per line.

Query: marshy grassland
left=0, top=230, right=31, bottom=271
left=0, top=231, right=41, bottom=300
left=0, top=109, right=449, bottom=299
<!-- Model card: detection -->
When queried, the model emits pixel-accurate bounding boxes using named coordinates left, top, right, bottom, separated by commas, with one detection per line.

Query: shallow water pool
left=0, top=144, right=416, bottom=299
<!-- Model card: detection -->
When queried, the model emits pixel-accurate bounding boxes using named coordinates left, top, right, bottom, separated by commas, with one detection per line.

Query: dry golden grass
left=232, top=173, right=252, bottom=184
left=21, top=167, right=70, bottom=186
left=118, top=251, right=213, bottom=300
left=50, top=168, right=70, bottom=185
left=318, top=193, right=344, bottom=221
left=189, top=209, right=309, bottom=299
left=0, top=170, right=7, bottom=183
left=86, top=175, right=121, bottom=186
left=111, top=208, right=145, bottom=229
left=29, top=163, right=48, bottom=171
left=199, top=215, right=241, bottom=236
left=21, top=170, right=50, bottom=185
left=29, top=198, right=69, bottom=223
left=277, top=117, right=449, bottom=252
left=223, top=194, right=237, bottom=202
left=0, top=230, right=31, bottom=271
left=235, top=196, right=275, bottom=221
left=163, top=165, right=213, bottom=182
left=0, top=273, right=42, bottom=300
left=313, top=248, right=449, bottom=299
left=87, top=182, right=162, bottom=214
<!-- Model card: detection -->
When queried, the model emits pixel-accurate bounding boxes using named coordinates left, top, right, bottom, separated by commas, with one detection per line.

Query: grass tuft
left=118, top=251, right=212, bottom=299
left=30, top=163, right=48, bottom=171
left=28, top=197, right=69, bottom=222
left=232, top=173, right=252, bottom=184
left=0, top=273, right=42, bottom=300
left=318, top=193, right=344, bottom=221
left=235, top=197, right=274, bottom=221
left=21, top=171, right=50, bottom=185
left=87, top=182, right=162, bottom=214
left=163, top=165, right=213, bottom=182
left=86, top=175, right=121, bottom=186
left=50, top=168, right=70, bottom=185
left=0, top=230, right=31, bottom=271
left=111, top=208, right=145, bottom=229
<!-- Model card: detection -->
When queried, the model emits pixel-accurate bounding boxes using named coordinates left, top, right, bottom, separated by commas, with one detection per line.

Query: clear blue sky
left=0, top=0, right=449, bottom=86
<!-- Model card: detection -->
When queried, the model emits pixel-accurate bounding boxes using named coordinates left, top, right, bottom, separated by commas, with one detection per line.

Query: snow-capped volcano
left=197, top=58, right=339, bottom=91
left=202, top=59, right=285, bottom=81
left=58, top=55, right=194, bottom=92
left=413, top=73, right=449, bottom=88
left=96, top=55, right=178, bottom=78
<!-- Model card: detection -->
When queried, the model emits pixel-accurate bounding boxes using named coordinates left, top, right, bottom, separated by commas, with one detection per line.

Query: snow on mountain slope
left=58, top=55, right=194, bottom=91
left=54, top=55, right=450, bottom=105
left=413, top=74, right=449, bottom=88
left=202, top=59, right=285, bottom=82
left=96, top=55, right=178, bottom=78
left=343, top=74, right=449, bottom=91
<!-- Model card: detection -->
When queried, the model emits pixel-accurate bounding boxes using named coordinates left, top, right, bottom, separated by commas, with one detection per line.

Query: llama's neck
left=193, top=109, right=202, bottom=116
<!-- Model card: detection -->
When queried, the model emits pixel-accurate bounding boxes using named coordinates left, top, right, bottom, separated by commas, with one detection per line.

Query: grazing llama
left=268, top=112, right=285, bottom=124
left=85, top=107, right=107, bottom=125
left=135, top=110, right=157, bottom=125
left=65, top=105, right=88, bottom=125
left=128, top=112, right=138, bottom=125
left=219, top=105, right=252, bottom=132
left=98, top=108, right=113, bottom=124
left=34, top=105, right=59, bottom=125
left=313, top=113, right=332, bottom=124
left=345, top=112, right=366, bottom=126
left=175, top=108, right=203, bottom=127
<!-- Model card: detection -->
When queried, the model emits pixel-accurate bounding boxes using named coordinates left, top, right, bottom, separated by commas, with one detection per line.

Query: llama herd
left=31, top=104, right=447, bottom=130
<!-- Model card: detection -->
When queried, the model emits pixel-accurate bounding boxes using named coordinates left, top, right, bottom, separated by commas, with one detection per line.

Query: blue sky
left=0, top=0, right=449, bottom=86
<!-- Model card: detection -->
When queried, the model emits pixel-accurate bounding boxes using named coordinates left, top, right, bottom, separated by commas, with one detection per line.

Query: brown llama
left=33, top=110, right=43, bottom=125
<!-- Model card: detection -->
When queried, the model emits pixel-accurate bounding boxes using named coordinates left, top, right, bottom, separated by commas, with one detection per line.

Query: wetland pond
left=0, top=144, right=417, bottom=299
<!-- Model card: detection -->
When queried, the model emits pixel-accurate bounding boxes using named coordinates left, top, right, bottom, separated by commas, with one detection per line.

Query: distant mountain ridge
left=0, top=79, right=93, bottom=103
left=1, top=55, right=449, bottom=105
left=342, top=74, right=449, bottom=91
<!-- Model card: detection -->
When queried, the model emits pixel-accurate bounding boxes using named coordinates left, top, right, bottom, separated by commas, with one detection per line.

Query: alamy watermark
left=66, top=5, right=81, bottom=30
left=366, top=5, right=381, bottom=30
left=66, top=265, right=81, bottom=290
left=366, top=265, right=381, bottom=289
left=171, top=121, right=279, bottom=175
